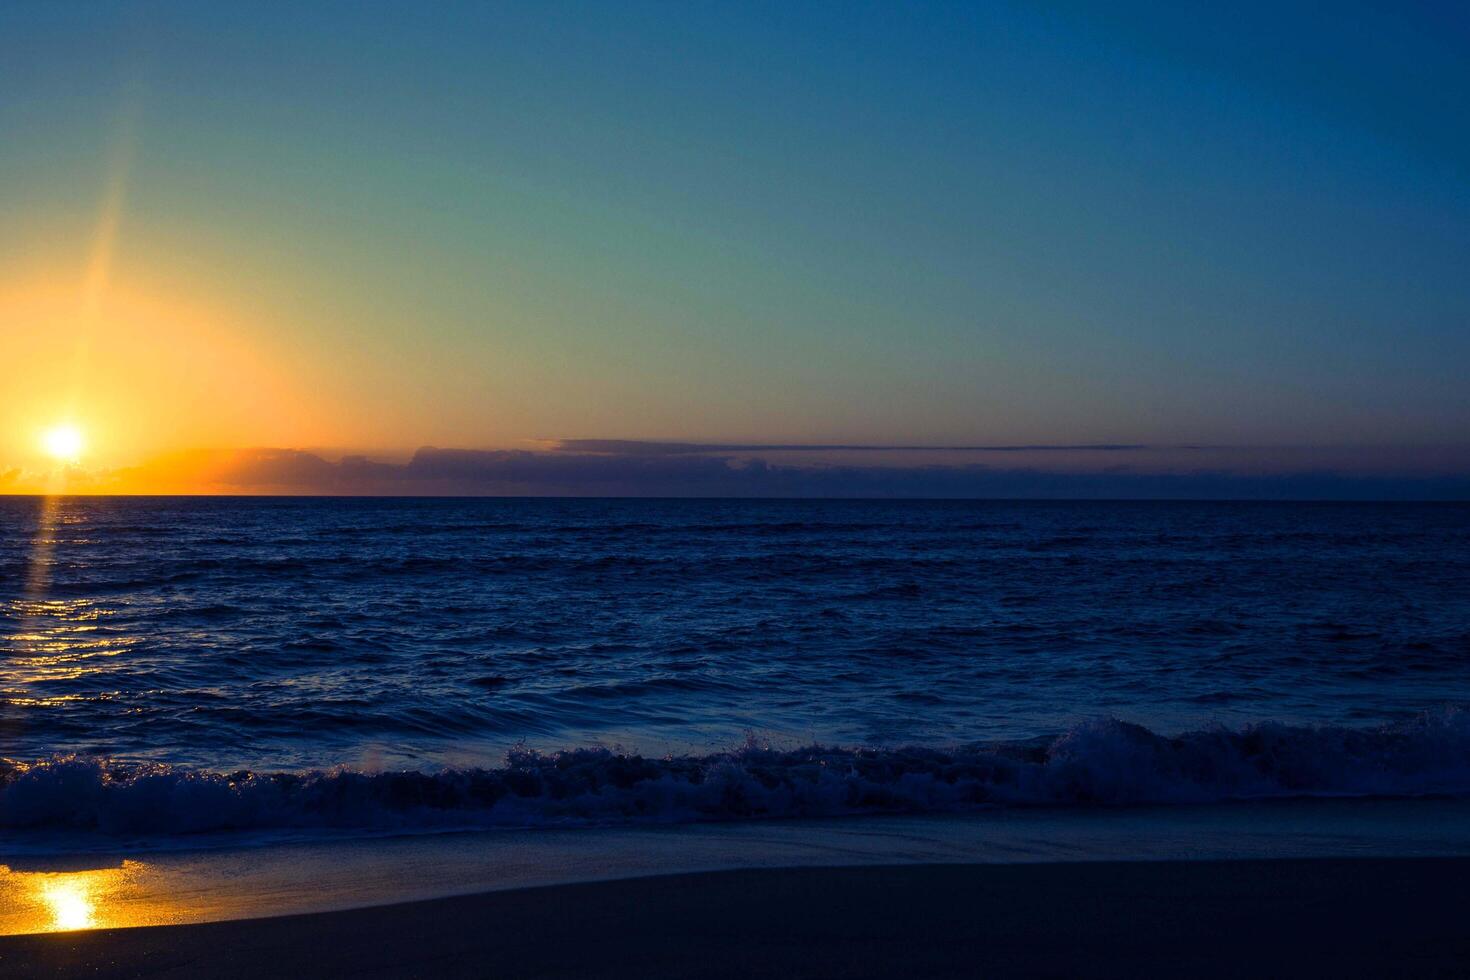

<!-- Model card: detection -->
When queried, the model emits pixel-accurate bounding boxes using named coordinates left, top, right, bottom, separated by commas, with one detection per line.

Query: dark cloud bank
left=547, top=440, right=1164, bottom=455
left=121, top=445, right=1470, bottom=500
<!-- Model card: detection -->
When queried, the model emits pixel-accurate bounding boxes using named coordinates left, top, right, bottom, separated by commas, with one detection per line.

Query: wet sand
left=2, top=857, right=1468, bottom=978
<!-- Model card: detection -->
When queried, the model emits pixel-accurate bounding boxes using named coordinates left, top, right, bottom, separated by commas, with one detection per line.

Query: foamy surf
left=5, top=711, right=1470, bottom=843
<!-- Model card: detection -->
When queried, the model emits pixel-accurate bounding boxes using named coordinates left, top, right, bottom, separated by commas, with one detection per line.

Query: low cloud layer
left=59, top=445, right=1470, bottom=499
left=546, top=440, right=1164, bottom=455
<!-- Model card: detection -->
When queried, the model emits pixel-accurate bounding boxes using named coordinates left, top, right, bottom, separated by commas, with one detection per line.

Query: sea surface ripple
left=3, top=498, right=1469, bottom=808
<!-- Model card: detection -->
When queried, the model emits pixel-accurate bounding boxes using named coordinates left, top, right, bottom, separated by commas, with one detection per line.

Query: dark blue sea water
left=3, top=497, right=1470, bottom=838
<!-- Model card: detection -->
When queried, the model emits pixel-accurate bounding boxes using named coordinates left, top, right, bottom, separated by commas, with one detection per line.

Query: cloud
left=101, top=449, right=399, bottom=493
left=547, top=440, right=1162, bottom=455
left=76, top=445, right=1470, bottom=500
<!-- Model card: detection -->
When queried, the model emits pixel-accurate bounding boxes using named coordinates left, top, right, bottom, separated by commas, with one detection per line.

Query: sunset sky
left=3, top=3, right=1468, bottom=495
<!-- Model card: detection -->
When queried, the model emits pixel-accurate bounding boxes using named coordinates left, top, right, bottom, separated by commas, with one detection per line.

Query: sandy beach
left=3, top=857, right=1467, bottom=979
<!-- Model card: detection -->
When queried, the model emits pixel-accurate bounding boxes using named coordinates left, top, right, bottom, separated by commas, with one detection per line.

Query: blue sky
left=1, top=2, right=1467, bottom=493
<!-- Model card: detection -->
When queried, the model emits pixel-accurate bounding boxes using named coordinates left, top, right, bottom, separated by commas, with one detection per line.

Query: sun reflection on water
left=6, top=496, right=137, bottom=707
left=38, top=877, right=96, bottom=931
left=4, top=595, right=135, bottom=713
left=0, top=861, right=184, bottom=935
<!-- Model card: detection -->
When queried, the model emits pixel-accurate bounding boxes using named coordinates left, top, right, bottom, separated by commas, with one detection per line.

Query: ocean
left=3, top=496, right=1470, bottom=843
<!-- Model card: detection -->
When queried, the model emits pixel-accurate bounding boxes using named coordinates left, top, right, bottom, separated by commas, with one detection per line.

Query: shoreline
left=7, top=798, right=1470, bottom=937
left=3, top=857, right=1469, bottom=978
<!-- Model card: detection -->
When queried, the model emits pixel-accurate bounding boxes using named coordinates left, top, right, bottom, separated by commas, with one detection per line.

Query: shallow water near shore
left=5, top=798, right=1470, bottom=936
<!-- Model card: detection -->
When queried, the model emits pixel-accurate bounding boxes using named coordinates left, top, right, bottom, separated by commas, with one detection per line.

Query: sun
left=40, top=423, right=86, bottom=462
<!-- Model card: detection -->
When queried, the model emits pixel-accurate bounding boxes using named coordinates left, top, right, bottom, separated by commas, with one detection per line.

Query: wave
left=4, top=711, right=1470, bottom=839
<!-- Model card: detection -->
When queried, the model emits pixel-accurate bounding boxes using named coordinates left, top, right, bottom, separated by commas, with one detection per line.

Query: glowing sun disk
left=40, top=424, right=85, bottom=462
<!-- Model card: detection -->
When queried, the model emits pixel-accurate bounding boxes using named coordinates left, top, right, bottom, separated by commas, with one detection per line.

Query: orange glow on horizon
left=2, top=277, right=333, bottom=492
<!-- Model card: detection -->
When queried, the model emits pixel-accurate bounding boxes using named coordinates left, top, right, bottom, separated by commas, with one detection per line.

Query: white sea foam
left=4, top=711, right=1470, bottom=840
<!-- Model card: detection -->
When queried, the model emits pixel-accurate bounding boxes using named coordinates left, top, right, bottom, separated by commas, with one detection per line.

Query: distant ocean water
left=3, top=497, right=1470, bottom=840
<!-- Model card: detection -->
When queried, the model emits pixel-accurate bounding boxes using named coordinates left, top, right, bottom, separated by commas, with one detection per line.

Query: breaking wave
left=4, top=711, right=1470, bottom=840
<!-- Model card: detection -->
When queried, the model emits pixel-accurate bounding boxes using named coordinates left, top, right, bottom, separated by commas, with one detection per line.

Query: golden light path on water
left=9, top=496, right=137, bottom=704
left=0, top=862, right=185, bottom=935
left=2, top=503, right=159, bottom=938
left=1, top=494, right=159, bottom=938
